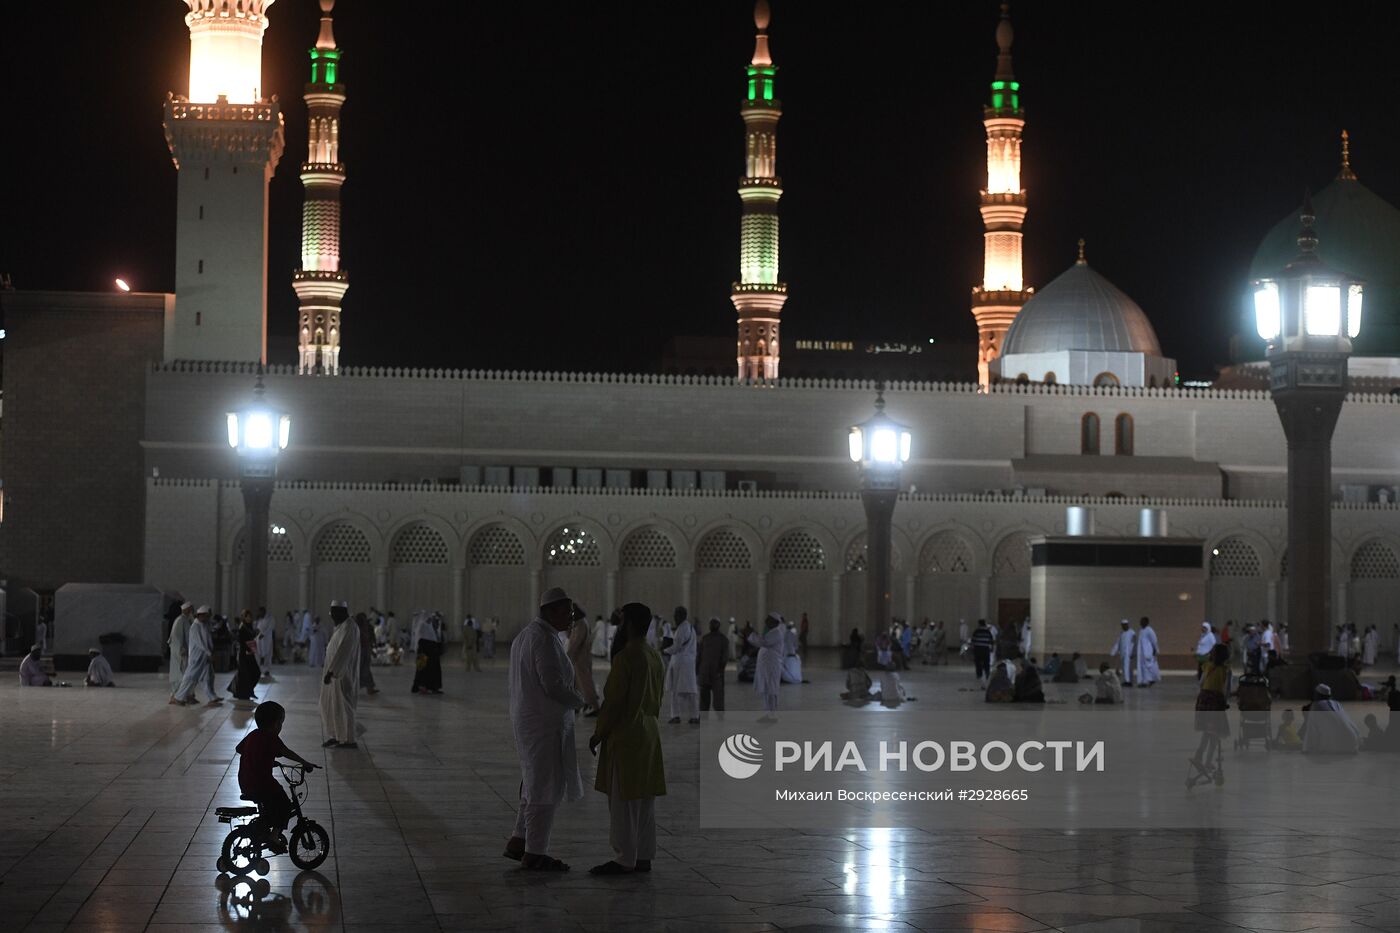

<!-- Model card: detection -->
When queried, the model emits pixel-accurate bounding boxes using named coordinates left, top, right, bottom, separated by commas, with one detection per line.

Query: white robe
left=1303, top=700, right=1360, bottom=754
left=174, top=618, right=214, bottom=700
left=958, top=620, right=969, bottom=645
left=1135, top=626, right=1160, bottom=684
left=1110, top=629, right=1136, bottom=684
left=748, top=626, right=785, bottom=700
left=1019, top=623, right=1033, bottom=659
left=168, top=613, right=191, bottom=688
left=308, top=622, right=328, bottom=667
left=300, top=611, right=314, bottom=643
left=255, top=614, right=275, bottom=669
left=1196, top=630, right=1217, bottom=657
left=781, top=626, right=803, bottom=683
left=36, top=621, right=47, bottom=655
left=509, top=617, right=585, bottom=806
left=319, top=620, right=360, bottom=744
left=663, top=621, right=699, bottom=698
left=86, top=654, right=114, bottom=686
left=1363, top=630, right=1379, bottom=665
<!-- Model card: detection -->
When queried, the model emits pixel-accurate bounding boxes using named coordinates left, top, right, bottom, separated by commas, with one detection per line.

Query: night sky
left=4, top=2, right=1399, bottom=378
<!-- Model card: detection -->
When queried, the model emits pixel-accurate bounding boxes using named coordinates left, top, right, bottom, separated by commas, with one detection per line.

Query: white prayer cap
left=1120, top=618, right=1130, bottom=626
left=1315, top=683, right=1333, bottom=697
left=180, top=601, right=193, bottom=611
left=539, top=586, right=571, bottom=608
left=330, top=599, right=347, bottom=608
left=196, top=605, right=211, bottom=614
left=766, top=611, right=786, bottom=626
left=29, top=643, right=40, bottom=652
left=1202, top=621, right=1211, bottom=629
left=88, top=647, right=100, bottom=655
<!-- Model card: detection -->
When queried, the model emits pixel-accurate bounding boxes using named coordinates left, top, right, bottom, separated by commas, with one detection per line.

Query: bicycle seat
left=239, top=794, right=257, bottom=802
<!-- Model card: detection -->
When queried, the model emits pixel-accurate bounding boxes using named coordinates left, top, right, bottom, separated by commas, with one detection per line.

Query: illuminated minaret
left=732, top=0, right=788, bottom=382
left=293, top=0, right=350, bottom=375
left=163, top=0, right=285, bottom=363
left=970, top=3, right=1031, bottom=389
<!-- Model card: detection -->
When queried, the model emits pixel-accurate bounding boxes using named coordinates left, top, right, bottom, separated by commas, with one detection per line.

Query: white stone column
left=830, top=574, right=843, bottom=645
left=1335, top=581, right=1348, bottom=628
left=756, top=571, right=769, bottom=621
left=1266, top=579, right=1278, bottom=624
left=979, top=574, right=992, bottom=621
left=905, top=574, right=917, bottom=622
left=605, top=570, right=618, bottom=614
left=219, top=561, right=233, bottom=615
left=375, top=566, right=388, bottom=610
left=681, top=570, right=693, bottom=613
left=529, top=569, right=542, bottom=618
left=298, top=565, right=310, bottom=612
left=452, top=567, right=464, bottom=626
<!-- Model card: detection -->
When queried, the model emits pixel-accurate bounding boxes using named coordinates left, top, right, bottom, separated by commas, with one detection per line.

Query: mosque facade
left=5, top=2, right=1400, bottom=662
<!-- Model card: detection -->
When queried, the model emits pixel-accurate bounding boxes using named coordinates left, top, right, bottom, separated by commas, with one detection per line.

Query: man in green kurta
left=588, top=601, right=666, bottom=875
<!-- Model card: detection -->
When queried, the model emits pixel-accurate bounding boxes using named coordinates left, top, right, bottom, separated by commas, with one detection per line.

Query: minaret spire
left=970, top=1, right=1031, bottom=389
left=1338, top=130, right=1357, bottom=181
left=293, top=0, right=350, bottom=375
left=732, top=0, right=788, bottom=382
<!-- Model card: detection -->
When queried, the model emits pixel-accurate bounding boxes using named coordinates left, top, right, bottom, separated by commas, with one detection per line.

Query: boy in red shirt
left=236, top=701, right=317, bottom=852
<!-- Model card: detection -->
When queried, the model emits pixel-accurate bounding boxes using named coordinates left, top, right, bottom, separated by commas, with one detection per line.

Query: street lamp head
left=849, top=385, right=912, bottom=468
left=1253, top=191, right=1363, bottom=351
left=226, top=372, right=290, bottom=467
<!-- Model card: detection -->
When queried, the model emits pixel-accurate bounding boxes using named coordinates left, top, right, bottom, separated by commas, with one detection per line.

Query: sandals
left=520, top=853, right=570, bottom=872
left=588, top=860, right=633, bottom=875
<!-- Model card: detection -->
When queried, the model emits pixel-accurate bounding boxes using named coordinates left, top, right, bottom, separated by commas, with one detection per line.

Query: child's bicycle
left=216, top=762, right=330, bottom=875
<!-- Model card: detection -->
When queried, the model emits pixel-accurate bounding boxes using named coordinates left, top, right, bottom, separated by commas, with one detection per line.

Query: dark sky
left=4, top=2, right=1399, bottom=378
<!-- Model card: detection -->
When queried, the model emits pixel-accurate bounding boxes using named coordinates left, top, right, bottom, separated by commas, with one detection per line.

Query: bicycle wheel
left=221, top=827, right=261, bottom=875
left=289, top=821, right=330, bottom=870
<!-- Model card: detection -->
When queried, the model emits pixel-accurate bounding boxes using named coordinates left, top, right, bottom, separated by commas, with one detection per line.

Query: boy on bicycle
left=237, top=701, right=317, bottom=852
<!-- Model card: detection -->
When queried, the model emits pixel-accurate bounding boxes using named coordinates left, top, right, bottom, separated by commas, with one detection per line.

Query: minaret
left=970, top=3, right=1031, bottom=389
left=163, top=0, right=285, bottom=363
left=293, top=0, right=350, bottom=375
left=732, top=0, right=788, bottom=382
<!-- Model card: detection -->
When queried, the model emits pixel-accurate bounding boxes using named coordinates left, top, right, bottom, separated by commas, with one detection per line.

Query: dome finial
left=315, top=0, right=337, bottom=51
left=1338, top=129, right=1357, bottom=181
left=1297, top=189, right=1318, bottom=256
left=750, top=0, right=773, bottom=67
left=1076, top=238, right=1087, bottom=265
left=995, top=2, right=1015, bottom=81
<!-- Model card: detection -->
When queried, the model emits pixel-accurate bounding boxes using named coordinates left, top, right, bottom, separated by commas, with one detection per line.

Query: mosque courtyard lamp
left=848, top=385, right=912, bottom=651
left=1252, top=193, right=1363, bottom=657
left=226, top=372, right=291, bottom=615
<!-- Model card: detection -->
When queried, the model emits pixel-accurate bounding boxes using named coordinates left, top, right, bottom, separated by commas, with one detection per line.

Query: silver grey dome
left=1000, top=260, right=1162, bottom=356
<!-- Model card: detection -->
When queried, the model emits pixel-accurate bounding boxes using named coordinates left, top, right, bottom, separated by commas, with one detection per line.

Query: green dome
left=1244, top=178, right=1400, bottom=357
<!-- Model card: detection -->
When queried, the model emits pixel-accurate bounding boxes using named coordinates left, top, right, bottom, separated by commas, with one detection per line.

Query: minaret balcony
left=165, top=96, right=278, bottom=124
left=971, top=286, right=1032, bottom=307
left=294, top=269, right=349, bottom=283
left=301, top=161, right=346, bottom=174
left=732, top=282, right=788, bottom=295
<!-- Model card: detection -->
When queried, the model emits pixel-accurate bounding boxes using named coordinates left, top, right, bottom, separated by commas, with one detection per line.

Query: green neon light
left=326, top=61, right=336, bottom=83
left=310, top=61, right=319, bottom=83
left=1010, top=93, right=1019, bottom=109
left=762, top=78, right=773, bottom=101
left=747, top=78, right=756, bottom=101
left=1010, top=81, right=1020, bottom=91
left=992, top=92, right=1003, bottom=109
left=991, top=80, right=1006, bottom=90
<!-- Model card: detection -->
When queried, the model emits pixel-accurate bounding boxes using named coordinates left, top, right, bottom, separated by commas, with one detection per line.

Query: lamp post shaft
left=860, top=486, right=898, bottom=650
left=241, top=477, right=274, bottom=613
left=1271, top=352, right=1347, bottom=658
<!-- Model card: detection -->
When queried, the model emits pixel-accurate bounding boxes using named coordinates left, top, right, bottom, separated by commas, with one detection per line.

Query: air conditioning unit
left=737, top=480, right=758, bottom=492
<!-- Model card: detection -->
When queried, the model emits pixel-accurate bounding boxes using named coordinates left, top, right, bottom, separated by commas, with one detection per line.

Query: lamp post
left=1252, top=192, right=1362, bottom=657
left=227, top=372, right=290, bottom=614
left=848, top=385, right=912, bottom=650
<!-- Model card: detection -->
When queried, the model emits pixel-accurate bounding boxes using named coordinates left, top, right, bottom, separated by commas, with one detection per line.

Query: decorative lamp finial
left=995, top=2, right=1015, bottom=82
left=1076, top=238, right=1087, bottom=265
left=874, top=380, right=887, bottom=412
left=1339, top=129, right=1357, bottom=181
left=1297, top=189, right=1318, bottom=256
left=315, top=0, right=337, bottom=51
left=751, top=0, right=773, bottom=67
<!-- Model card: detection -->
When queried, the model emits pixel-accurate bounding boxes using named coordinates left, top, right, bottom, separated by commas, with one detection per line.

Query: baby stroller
left=1234, top=673, right=1273, bottom=750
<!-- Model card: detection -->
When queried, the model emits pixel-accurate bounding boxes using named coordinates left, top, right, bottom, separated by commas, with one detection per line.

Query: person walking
left=462, top=614, right=482, bottom=673
left=588, top=602, right=666, bottom=875
left=356, top=612, right=379, bottom=696
left=663, top=607, right=699, bottom=724
left=970, top=619, right=995, bottom=686
left=228, top=610, right=261, bottom=702
left=411, top=613, right=445, bottom=695
left=503, top=588, right=586, bottom=871
left=171, top=607, right=222, bottom=707
left=747, top=613, right=786, bottom=720
left=1110, top=619, right=1136, bottom=687
left=168, top=601, right=193, bottom=692
left=697, top=617, right=729, bottom=712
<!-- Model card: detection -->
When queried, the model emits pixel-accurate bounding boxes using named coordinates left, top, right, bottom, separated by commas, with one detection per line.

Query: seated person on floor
left=84, top=648, right=116, bottom=686
left=1080, top=662, right=1123, bottom=704
left=1275, top=708, right=1303, bottom=750
left=985, top=660, right=1016, bottom=703
left=841, top=666, right=874, bottom=704
left=1013, top=661, right=1045, bottom=703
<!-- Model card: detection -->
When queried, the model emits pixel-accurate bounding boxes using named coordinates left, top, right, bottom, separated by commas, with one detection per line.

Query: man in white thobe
left=1019, top=618, right=1033, bottom=660
left=504, top=587, right=586, bottom=871
left=20, top=645, right=53, bottom=686
left=780, top=621, right=804, bottom=683
left=85, top=648, right=115, bottom=686
left=255, top=607, right=275, bottom=675
left=663, top=611, right=699, bottom=724
left=958, top=618, right=970, bottom=647
left=1109, top=619, right=1136, bottom=687
left=320, top=600, right=361, bottom=748
left=168, top=602, right=193, bottom=690
left=1196, top=622, right=1217, bottom=676
left=171, top=607, right=221, bottom=706
left=748, top=613, right=787, bottom=719
left=1363, top=626, right=1380, bottom=666
left=1135, top=617, right=1160, bottom=686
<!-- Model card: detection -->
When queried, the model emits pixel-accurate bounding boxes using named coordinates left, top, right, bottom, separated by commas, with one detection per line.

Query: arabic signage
left=792, top=340, right=931, bottom=355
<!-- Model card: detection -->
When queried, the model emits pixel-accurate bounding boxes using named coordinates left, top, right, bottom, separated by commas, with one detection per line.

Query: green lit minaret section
left=971, top=2, right=1031, bottom=389
left=732, top=0, right=788, bottom=382
left=293, top=0, right=349, bottom=375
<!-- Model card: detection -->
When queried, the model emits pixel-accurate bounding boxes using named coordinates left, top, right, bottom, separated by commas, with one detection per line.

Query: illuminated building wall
left=292, top=0, right=350, bottom=375
left=164, top=0, right=285, bottom=363
left=732, top=0, right=789, bottom=382
left=970, top=4, right=1032, bottom=389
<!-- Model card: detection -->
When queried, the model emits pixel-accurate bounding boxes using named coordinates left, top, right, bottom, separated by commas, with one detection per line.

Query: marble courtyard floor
left=0, top=655, right=1397, bottom=933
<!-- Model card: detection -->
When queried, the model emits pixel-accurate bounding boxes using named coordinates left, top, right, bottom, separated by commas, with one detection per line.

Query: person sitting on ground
left=1042, top=653, right=1062, bottom=678
left=877, top=669, right=916, bottom=707
left=984, top=660, right=1015, bottom=703
left=1013, top=661, right=1045, bottom=703
left=841, top=665, right=874, bottom=705
left=20, top=644, right=64, bottom=686
left=1275, top=708, right=1303, bottom=750
left=1080, top=662, right=1124, bottom=704
left=84, top=648, right=115, bottom=687
left=1301, top=684, right=1360, bottom=755
left=1384, top=675, right=1400, bottom=712
left=1053, top=652, right=1082, bottom=684
left=235, top=701, right=318, bottom=853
